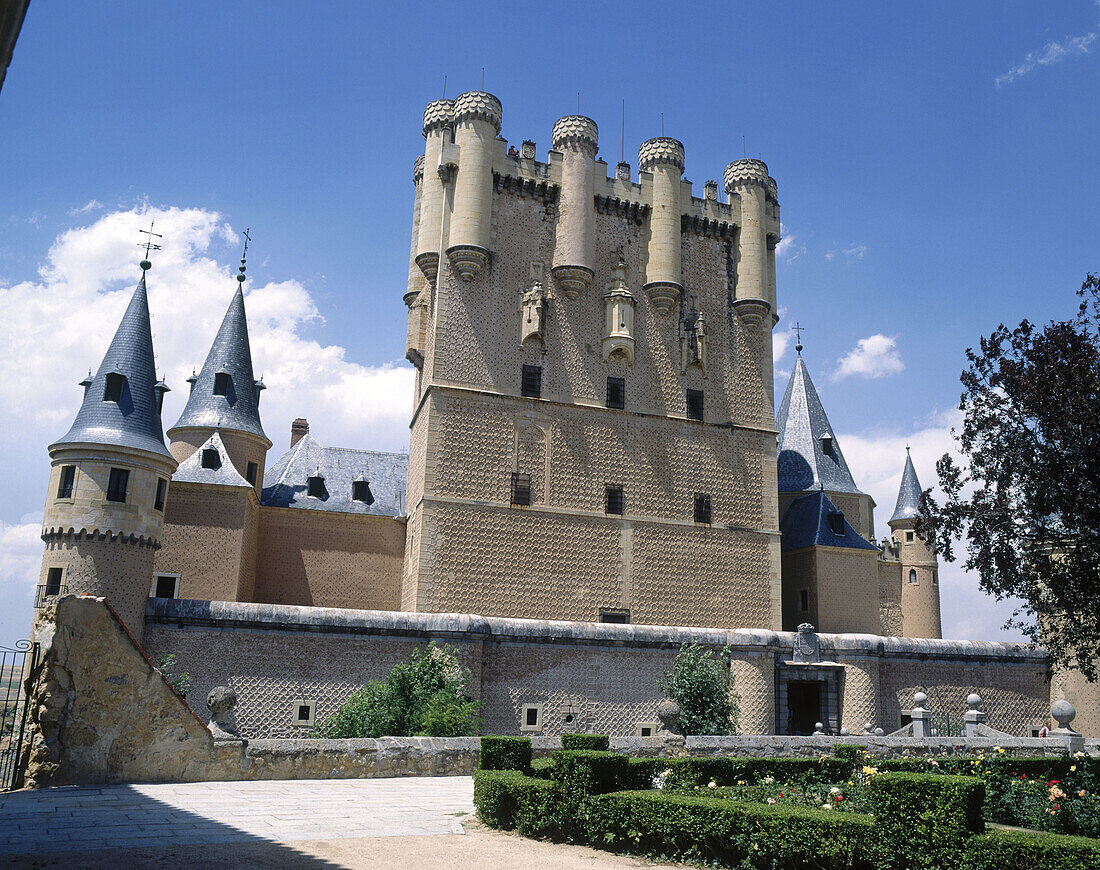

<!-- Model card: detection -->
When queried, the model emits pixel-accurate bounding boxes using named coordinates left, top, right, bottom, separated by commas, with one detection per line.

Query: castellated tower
left=38, top=268, right=177, bottom=641
left=889, top=449, right=943, bottom=638
left=401, top=93, right=784, bottom=629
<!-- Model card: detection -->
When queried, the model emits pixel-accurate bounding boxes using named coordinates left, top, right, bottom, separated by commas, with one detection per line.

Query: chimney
left=291, top=418, right=309, bottom=447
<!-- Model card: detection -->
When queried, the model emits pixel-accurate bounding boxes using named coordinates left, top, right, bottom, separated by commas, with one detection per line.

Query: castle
left=34, top=93, right=1086, bottom=739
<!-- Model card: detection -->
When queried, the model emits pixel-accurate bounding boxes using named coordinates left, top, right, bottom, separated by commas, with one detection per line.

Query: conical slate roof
left=776, top=353, right=862, bottom=494
left=170, top=286, right=269, bottom=444
left=889, top=450, right=923, bottom=524
left=51, top=274, right=173, bottom=460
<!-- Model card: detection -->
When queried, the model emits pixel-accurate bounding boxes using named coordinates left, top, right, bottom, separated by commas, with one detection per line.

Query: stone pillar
left=446, top=91, right=502, bottom=281
left=910, top=692, right=931, bottom=738
left=724, top=158, right=774, bottom=327
left=963, top=693, right=987, bottom=737
left=638, top=137, right=685, bottom=315
left=550, top=115, right=598, bottom=297
left=415, top=99, right=454, bottom=283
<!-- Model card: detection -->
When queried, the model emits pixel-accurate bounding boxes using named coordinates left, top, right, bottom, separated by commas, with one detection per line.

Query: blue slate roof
left=173, top=430, right=252, bottom=488
left=261, top=434, right=408, bottom=517
left=889, top=450, right=923, bottom=524
left=780, top=491, right=879, bottom=552
left=169, top=286, right=269, bottom=444
left=51, top=274, right=173, bottom=461
left=776, top=353, right=863, bottom=495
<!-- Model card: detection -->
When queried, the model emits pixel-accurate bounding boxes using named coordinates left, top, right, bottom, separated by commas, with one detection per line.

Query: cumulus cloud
left=996, top=5, right=1099, bottom=87
left=831, top=334, right=905, bottom=381
left=774, top=223, right=804, bottom=263
left=825, top=244, right=866, bottom=263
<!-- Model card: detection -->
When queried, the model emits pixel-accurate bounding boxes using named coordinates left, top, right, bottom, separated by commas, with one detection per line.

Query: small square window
left=606, top=376, right=625, bottom=410
left=605, top=484, right=624, bottom=516
left=828, top=512, right=846, bottom=536
left=291, top=699, right=317, bottom=727
left=106, top=467, right=129, bottom=503
left=520, top=704, right=543, bottom=732
left=245, top=462, right=258, bottom=486
left=45, top=567, right=63, bottom=597
left=57, top=465, right=76, bottom=499
left=906, top=531, right=915, bottom=543
left=152, top=574, right=179, bottom=599
left=201, top=448, right=221, bottom=469
left=599, top=608, right=630, bottom=624
left=352, top=480, right=374, bottom=504
left=693, top=493, right=712, bottom=525
left=103, top=372, right=126, bottom=403
left=686, top=389, right=704, bottom=421
left=799, top=588, right=809, bottom=612
left=154, top=478, right=167, bottom=511
left=521, top=364, right=542, bottom=399
left=635, top=722, right=659, bottom=738
left=510, top=472, right=531, bottom=507
left=307, top=476, right=326, bottom=499
left=213, top=372, right=231, bottom=397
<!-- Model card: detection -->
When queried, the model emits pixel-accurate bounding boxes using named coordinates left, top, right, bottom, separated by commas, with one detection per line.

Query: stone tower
left=401, top=93, right=783, bottom=629
left=38, top=267, right=177, bottom=640
left=889, top=449, right=942, bottom=638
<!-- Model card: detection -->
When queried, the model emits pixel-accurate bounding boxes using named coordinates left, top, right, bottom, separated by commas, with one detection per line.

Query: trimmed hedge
left=473, top=769, right=561, bottom=838
left=963, top=828, right=1100, bottom=870
left=834, top=743, right=868, bottom=760
left=868, top=772, right=985, bottom=870
left=561, top=733, right=610, bottom=751
left=623, top=756, right=853, bottom=790
left=529, top=756, right=554, bottom=778
left=479, top=735, right=532, bottom=771
left=587, top=790, right=874, bottom=869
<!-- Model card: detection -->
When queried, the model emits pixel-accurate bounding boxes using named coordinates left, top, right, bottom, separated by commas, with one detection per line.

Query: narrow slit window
left=510, top=472, right=531, bottom=507
left=604, top=484, right=624, bottom=516
left=245, top=462, right=258, bottom=486
left=106, top=467, right=129, bottom=503
left=352, top=480, right=374, bottom=504
left=606, top=376, right=625, bottom=410
left=213, top=372, right=231, bottom=396
left=799, top=588, right=809, bottom=612
left=57, top=465, right=76, bottom=499
left=693, top=493, right=712, bottom=524
left=307, top=475, right=326, bottom=499
left=599, top=608, right=630, bottom=624
left=154, top=478, right=166, bottom=511
left=686, top=389, right=704, bottom=421
left=103, top=372, right=126, bottom=403
left=201, top=448, right=220, bottom=469
left=521, top=364, right=542, bottom=399
left=909, top=568, right=918, bottom=585
left=932, top=570, right=938, bottom=586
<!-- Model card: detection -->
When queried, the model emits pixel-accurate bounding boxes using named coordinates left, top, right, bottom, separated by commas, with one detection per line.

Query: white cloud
left=996, top=9, right=1099, bottom=87
left=832, top=334, right=905, bottom=381
left=773, top=331, right=791, bottom=363
left=68, top=199, right=104, bottom=217
left=774, top=223, right=804, bottom=263
left=825, top=244, right=866, bottom=263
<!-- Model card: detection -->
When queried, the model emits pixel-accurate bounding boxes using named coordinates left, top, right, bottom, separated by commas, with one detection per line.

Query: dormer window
left=827, top=512, right=846, bottom=535
left=821, top=433, right=835, bottom=458
left=307, top=475, right=326, bottom=498
left=103, top=372, right=126, bottom=403
left=200, top=448, right=221, bottom=470
left=213, top=372, right=231, bottom=397
left=352, top=480, right=374, bottom=504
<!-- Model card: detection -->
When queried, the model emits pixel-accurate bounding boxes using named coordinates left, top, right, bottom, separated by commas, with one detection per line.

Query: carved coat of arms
left=792, top=622, right=821, bottom=663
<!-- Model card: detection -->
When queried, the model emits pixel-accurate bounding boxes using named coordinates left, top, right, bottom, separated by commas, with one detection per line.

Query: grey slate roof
left=889, top=450, right=923, bottom=524
left=261, top=434, right=408, bottom=517
left=776, top=353, right=863, bottom=495
left=173, top=430, right=252, bottom=488
left=169, top=286, right=269, bottom=444
left=780, top=490, right=879, bottom=552
left=51, top=274, right=173, bottom=460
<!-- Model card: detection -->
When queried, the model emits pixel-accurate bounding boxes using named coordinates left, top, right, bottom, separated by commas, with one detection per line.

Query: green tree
left=918, top=274, right=1100, bottom=678
left=657, top=642, right=739, bottom=735
left=316, top=642, right=480, bottom=738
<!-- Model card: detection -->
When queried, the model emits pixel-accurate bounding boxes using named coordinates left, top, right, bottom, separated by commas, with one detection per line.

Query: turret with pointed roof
left=889, top=448, right=923, bottom=524
left=887, top=449, right=942, bottom=638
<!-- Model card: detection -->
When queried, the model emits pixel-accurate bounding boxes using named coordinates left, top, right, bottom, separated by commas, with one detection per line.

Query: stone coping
left=145, top=598, right=1046, bottom=663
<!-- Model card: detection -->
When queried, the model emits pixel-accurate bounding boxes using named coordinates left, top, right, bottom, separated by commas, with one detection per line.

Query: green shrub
left=586, top=790, right=874, bottom=869
left=473, top=770, right=562, bottom=838
left=552, top=750, right=629, bottom=840
left=656, top=642, right=739, bottom=735
left=561, top=733, right=610, bottom=751
left=962, top=828, right=1100, bottom=870
left=315, top=642, right=479, bottom=738
left=623, top=756, right=853, bottom=791
left=479, top=735, right=532, bottom=771
left=529, top=756, right=554, bottom=779
left=834, top=743, right=868, bottom=760
left=868, top=772, right=985, bottom=870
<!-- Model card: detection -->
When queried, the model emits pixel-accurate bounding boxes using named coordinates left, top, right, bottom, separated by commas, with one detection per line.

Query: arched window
left=908, top=569, right=918, bottom=584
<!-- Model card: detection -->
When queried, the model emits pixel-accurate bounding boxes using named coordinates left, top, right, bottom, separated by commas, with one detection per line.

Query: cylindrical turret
left=446, top=91, right=502, bottom=281
left=550, top=115, right=598, bottom=297
left=405, top=154, right=428, bottom=368
left=724, top=159, right=776, bottom=327
left=889, top=451, right=943, bottom=639
left=414, top=99, right=454, bottom=283
left=639, top=137, right=685, bottom=315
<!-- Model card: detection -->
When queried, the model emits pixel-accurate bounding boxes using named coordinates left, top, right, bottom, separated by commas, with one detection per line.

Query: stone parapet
left=724, top=158, right=771, bottom=192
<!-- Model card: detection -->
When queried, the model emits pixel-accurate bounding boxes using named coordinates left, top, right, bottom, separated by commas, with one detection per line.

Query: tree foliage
left=657, top=642, right=739, bottom=735
left=315, top=642, right=481, bottom=738
left=918, top=274, right=1100, bottom=678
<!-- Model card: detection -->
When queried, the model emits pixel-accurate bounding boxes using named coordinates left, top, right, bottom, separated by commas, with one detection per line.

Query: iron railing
left=0, top=640, right=39, bottom=790
left=33, top=584, right=66, bottom=609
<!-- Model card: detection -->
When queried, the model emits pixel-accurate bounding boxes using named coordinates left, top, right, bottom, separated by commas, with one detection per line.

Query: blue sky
left=1, top=1, right=1097, bottom=644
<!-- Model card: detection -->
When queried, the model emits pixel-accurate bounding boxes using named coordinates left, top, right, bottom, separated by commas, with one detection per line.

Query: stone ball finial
left=813, top=722, right=825, bottom=735
left=638, top=137, right=685, bottom=173
left=864, top=721, right=874, bottom=733
left=1052, top=699, right=1077, bottom=729
left=874, top=727, right=884, bottom=736
left=723, top=158, right=771, bottom=194
left=207, top=685, right=237, bottom=716
left=913, top=691, right=928, bottom=709
left=966, top=693, right=982, bottom=711
left=452, top=91, right=503, bottom=134
left=552, top=115, right=598, bottom=154
left=422, top=99, right=455, bottom=137
left=656, top=698, right=681, bottom=734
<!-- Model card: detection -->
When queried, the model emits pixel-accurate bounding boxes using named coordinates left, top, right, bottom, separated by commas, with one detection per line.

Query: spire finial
left=138, top=220, right=162, bottom=272
left=792, top=321, right=805, bottom=354
left=905, top=444, right=911, bottom=454
left=236, top=227, right=251, bottom=285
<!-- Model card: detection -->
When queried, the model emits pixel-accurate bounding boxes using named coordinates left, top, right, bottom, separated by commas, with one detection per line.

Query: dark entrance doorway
left=786, top=681, right=822, bottom=735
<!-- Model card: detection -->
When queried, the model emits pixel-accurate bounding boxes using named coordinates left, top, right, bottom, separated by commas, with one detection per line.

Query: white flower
left=766, top=797, right=777, bottom=805
left=763, top=776, right=775, bottom=784
left=707, top=781, right=717, bottom=789
left=830, top=787, right=841, bottom=794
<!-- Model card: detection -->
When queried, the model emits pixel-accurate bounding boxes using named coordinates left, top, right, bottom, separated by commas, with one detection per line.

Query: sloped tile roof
left=780, top=490, right=879, bottom=552
left=889, top=449, right=923, bottom=524
left=173, top=430, right=252, bottom=488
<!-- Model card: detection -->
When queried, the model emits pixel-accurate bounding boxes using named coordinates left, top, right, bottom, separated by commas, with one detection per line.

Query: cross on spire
left=791, top=321, right=805, bottom=353
left=138, top=221, right=162, bottom=271
left=237, top=228, right=251, bottom=285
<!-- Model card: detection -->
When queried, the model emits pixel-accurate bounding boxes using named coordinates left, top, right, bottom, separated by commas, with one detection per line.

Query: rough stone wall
left=814, top=547, right=883, bottom=635
left=253, top=507, right=404, bottom=610
left=1051, top=666, right=1100, bottom=738
left=154, top=483, right=255, bottom=602
left=878, top=560, right=903, bottom=637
